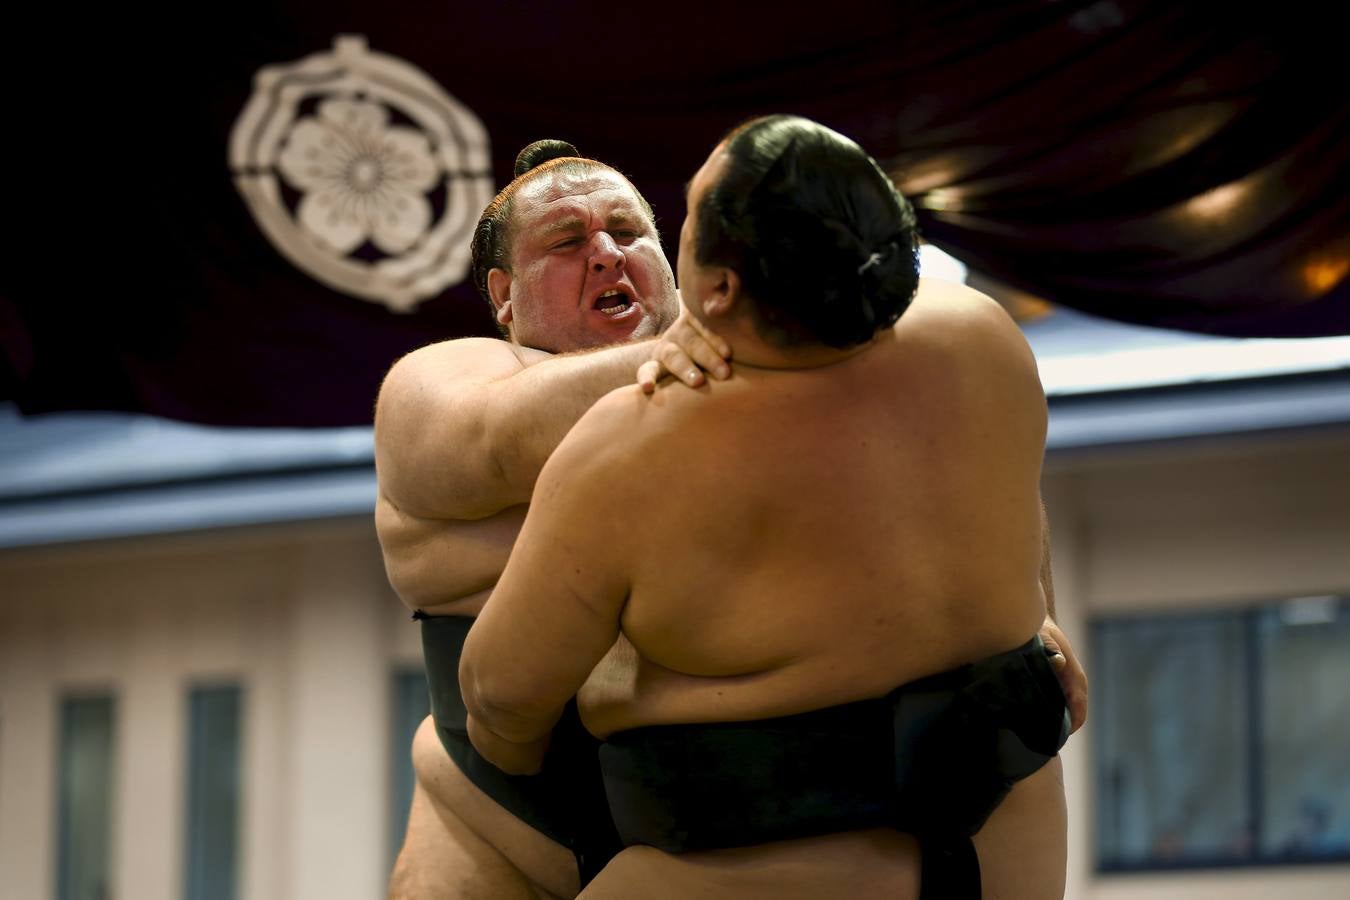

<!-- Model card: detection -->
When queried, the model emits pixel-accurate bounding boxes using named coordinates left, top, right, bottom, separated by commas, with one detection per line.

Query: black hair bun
left=514, top=139, right=580, bottom=177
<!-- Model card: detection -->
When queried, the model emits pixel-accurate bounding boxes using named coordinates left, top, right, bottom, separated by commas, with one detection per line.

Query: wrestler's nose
left=589, top=232, right=625, bottom=272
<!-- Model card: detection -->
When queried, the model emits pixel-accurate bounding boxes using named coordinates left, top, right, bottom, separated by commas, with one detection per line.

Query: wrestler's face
left=496, top=168, right=678, bottom=353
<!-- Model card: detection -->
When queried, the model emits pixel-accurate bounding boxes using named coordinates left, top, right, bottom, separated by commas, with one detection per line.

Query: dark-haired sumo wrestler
left=460, top=117, right=1079, bottom=900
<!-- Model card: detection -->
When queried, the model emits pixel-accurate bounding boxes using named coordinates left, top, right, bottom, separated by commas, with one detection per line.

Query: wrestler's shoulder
left=899, top=280, right=1034, bottom=355
left=581, top=382, right=675, bottom=436
left=385, top=337, right=535, bottom=384
left=905, top=279, right=1018, bottom=330
left=377, top=340, right=536, bottom=426
left=558, top=382, right=694, bottom=463
left=534, top=384, right=675, bottom=509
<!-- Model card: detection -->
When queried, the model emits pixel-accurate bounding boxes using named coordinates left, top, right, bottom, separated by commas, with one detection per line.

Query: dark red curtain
left=3, top=0, right=1345, bottom=426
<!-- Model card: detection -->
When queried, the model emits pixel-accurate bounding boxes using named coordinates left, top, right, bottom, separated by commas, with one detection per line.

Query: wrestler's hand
left=1040, top=617, right=1088, bottom=734
left=466, top=713, right=551, bottom=776
left=637, top=306, right=732, bottom=393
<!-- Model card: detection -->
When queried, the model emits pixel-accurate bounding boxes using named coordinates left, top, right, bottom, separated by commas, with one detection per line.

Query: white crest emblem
left=229, top=35, right=494, bottom=312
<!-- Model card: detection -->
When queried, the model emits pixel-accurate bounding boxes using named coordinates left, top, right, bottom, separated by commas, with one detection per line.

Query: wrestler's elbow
left=464, top=697, right=552, bottom=775
left=459, top=657, right=554, bottom=744
left=466, top=714, right=548, bottom=776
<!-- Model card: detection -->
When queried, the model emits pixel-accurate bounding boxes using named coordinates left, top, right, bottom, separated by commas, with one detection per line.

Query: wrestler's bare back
left=567, top=282, right=1067, bottom=898
left=380, top=283, right=1066, bottom=899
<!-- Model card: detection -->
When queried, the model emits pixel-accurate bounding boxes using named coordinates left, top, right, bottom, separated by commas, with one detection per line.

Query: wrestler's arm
left=459, top=390, right=640, bottom=774
left=1037, top=499, right=1088, bottom=732
left=373, top=337, right=656, bottom=604
left=948, top=280, right=1087, bottom=732
left=376, top=336, right=659, bottom=519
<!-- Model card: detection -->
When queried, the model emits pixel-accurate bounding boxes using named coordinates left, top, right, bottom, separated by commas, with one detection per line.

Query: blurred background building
left=2, top=2, right=1347, bottom=899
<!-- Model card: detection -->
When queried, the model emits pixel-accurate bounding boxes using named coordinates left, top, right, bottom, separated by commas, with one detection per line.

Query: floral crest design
left=277, top=98, right=438, bottom=256
left=230, top=36, right=494, bottom=312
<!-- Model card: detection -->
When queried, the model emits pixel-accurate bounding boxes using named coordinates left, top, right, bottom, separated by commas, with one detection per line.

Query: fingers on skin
left=684, top=314, right=731, bottom=358
left=659, top=346, right=703, bottom=386
left=689, top=341, right=731, bottom=379
left=637, top=360, right=661, bottom=393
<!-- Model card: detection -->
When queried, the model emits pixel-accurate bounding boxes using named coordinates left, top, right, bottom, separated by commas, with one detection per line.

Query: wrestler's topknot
left=514, top=139, right=581, bottom=177
left=694, top=115, right=919, bottom=349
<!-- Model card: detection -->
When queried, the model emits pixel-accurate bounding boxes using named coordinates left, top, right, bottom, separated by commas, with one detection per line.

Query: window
left=184, top=684, right=242, bottom=900
left=1258, top=598, right=1350, bottom=860
left=389, top=668, right=430, bottom=862
left=56, top=694, right=115, bottom=900
left=1093, top=595, right=1350, bottom=870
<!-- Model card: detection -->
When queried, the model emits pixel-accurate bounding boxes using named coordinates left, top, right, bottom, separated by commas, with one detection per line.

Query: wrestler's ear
left=487, top=269, right=514, bottom=326
left=701, top=267, right=740, bottom=319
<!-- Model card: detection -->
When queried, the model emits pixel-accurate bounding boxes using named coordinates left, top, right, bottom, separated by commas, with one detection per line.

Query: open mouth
left=593, top=288, right=637, bottom=318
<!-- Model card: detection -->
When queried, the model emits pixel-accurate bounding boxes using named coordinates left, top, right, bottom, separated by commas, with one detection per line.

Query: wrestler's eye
left=551, top=237, right=583, bottom=250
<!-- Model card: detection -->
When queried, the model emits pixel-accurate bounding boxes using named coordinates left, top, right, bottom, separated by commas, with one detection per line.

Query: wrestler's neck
left=716, top=316, right=887, bottom=371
